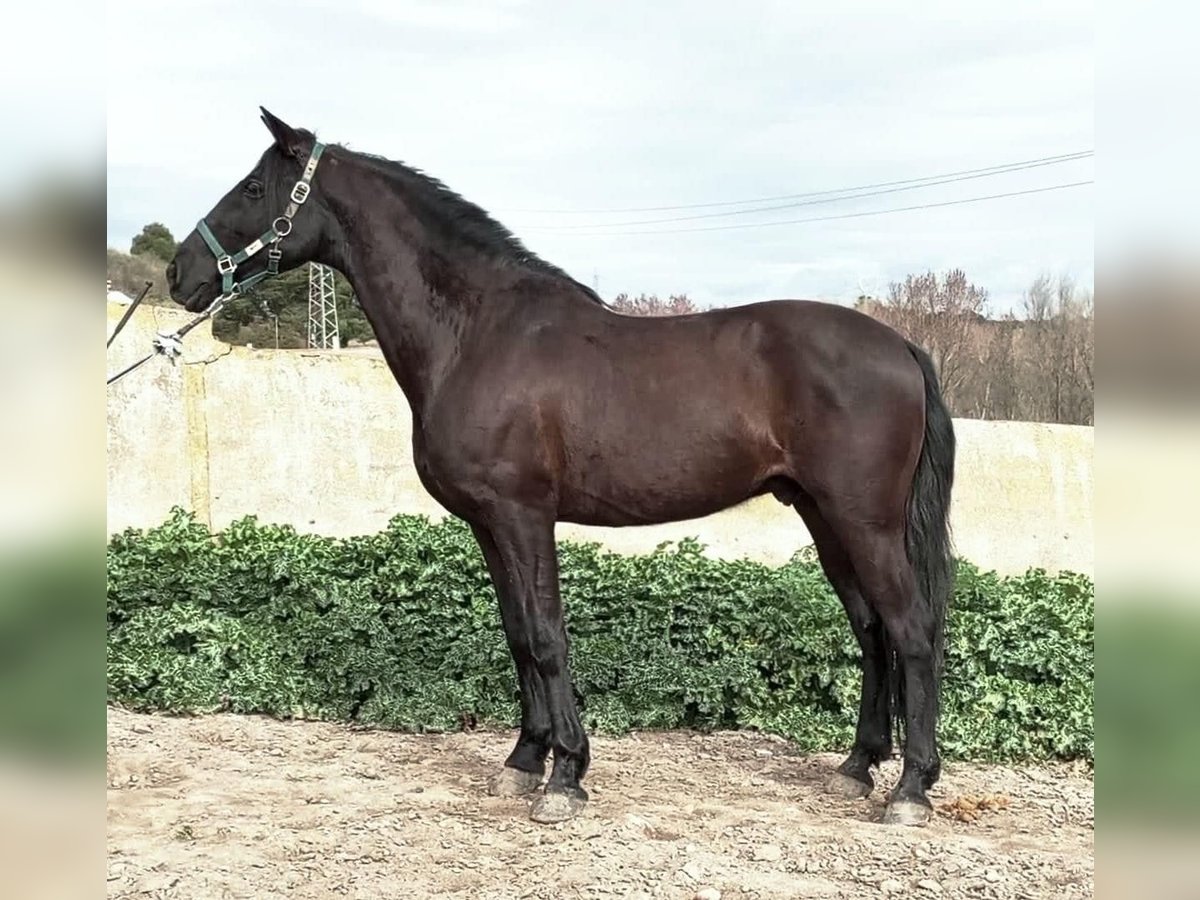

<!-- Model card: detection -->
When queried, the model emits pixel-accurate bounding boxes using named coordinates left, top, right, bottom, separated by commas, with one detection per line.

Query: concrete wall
left=107, top=302, right=1094, bottom=575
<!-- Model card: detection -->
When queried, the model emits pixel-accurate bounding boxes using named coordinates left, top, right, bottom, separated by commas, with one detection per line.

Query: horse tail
left=890, top=342, right=956, bottom=742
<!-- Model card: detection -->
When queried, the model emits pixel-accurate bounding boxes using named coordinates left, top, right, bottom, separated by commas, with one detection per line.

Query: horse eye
left=243, top=180, right=264, bottom=199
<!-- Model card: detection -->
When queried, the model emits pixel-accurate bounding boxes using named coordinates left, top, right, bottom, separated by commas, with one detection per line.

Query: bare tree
left=859, top=269, right=1093, bottom=426
left=1016, top=273, right=1093, bottom=425
left=865, top=269, right=990, bottom=411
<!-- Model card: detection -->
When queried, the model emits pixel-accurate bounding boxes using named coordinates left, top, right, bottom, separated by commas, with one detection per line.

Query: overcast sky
left=107, top=0, right=1093, bottom=313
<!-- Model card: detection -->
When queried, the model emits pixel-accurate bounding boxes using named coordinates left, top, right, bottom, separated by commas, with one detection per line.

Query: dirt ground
left=107, top=707, right=1093, bottom=900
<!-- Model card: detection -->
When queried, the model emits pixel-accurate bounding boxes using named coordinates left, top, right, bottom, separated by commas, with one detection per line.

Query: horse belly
left=556, top=419, right=776, bottom=527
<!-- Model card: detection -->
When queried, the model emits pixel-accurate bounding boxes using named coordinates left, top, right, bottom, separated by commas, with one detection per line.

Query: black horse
left=168, top=109, right=955, bottom=826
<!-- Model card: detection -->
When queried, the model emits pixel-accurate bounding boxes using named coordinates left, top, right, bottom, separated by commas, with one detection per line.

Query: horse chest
left=410, top=429, right=469, bottom=514
left=410, top=421, right=500, bottom=518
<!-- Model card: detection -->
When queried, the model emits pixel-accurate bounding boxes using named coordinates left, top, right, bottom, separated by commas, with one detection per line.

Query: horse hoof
left=882, top=799, right=932, bottom=826
left=529, top=788, right=588, bottom=824
left=825, top=772, right=873, bottom=799
left=487, top=767, right=543, bottom=797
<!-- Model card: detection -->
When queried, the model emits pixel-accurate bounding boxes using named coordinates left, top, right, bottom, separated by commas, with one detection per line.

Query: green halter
left=196, top=141, right=326, bottom=296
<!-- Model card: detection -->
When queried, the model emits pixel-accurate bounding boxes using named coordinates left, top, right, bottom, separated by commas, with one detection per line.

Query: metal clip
left=290, top=181, right=311, bottom=204
left=152, top=332, right=184, bottom=363
left=217, top=255, right=237, bottom=275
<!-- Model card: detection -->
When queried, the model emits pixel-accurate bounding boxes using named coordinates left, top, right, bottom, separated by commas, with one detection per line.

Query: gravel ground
left=107, top=707, right=1093, bottom=900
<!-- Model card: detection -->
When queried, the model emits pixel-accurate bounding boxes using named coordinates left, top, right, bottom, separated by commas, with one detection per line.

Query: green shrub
left=107, top=509, right=1093, bottom=760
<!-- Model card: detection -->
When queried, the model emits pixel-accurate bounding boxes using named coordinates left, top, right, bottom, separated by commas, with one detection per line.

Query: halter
left=196, top=141, right=326, bottom=296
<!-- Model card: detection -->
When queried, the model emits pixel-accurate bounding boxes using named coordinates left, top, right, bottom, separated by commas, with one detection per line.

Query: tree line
left=109, top=224, right=1092, bottom=425
left=611, top=272, right=1093, bottom=426
left=855, top=269, right=1093, bottom=426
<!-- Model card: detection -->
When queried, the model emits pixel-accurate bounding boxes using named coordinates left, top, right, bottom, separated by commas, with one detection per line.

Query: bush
left=106, top=510, right=1094, bottom=761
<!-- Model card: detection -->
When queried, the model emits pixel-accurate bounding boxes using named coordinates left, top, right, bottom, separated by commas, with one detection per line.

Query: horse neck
left=314, top=153, right=491, bottom=421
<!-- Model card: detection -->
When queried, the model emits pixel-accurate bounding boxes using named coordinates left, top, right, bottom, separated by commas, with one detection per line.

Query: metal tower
left=307, top=263, right=340, bottom=349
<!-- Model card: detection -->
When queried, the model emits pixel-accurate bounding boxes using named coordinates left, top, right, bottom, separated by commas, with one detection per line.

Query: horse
left=167, top=108, right=955, bottom=827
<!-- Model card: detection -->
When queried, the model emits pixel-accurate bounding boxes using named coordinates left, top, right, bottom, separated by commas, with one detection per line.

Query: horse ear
left=259, top=106, right=304, bottom=158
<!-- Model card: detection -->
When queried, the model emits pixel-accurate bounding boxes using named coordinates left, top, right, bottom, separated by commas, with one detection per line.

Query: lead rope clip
left=152, top=332, right=185, bottom=363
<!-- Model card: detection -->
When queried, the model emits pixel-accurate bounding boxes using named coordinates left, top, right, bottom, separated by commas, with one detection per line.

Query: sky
left=106, top=0, right=1094, bottom=313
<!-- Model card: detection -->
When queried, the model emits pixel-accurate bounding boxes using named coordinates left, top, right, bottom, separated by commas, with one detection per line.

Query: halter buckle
left=216, top=255, right=236, bottom=275
left=290, top=182, right=311, bottom=204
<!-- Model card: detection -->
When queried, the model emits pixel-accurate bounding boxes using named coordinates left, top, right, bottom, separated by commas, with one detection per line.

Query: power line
left=522, top=181, right=1093, bottom=237
left=500, top=151, right=1093, bottom=215
left=516, top=154, right=1094, bottom=230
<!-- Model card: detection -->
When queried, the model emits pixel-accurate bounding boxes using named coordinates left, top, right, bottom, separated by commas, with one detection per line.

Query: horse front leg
left=484, top=506, right=590, bottom=823
left=470, top=524, right=551, bottom=797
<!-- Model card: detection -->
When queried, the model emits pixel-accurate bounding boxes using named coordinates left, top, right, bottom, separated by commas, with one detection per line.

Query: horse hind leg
left=795, top=499, right=893, bottom=800
left=828, top=517, right=941, bottom=826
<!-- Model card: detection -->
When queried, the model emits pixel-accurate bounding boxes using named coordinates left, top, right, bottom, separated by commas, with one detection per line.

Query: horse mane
left=336, top=143, right=606, bottom=307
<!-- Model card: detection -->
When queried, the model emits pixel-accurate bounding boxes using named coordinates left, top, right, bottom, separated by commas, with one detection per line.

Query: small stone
left=695, top=889, right=722, bottom=900
left=754, top=844, right=783, bottom=862
left=754, top=749, right=773, bottom=758
left=917, top=879, right=942, bottom=894
left=681, top=860, right=704, bottom=882
left=984, top=870, right=1002, bottom=883
left=880, top=880, right=904, bottom=895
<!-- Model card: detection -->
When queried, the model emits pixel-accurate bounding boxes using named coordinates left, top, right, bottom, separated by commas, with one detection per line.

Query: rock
left=754, top=844, right=783, bottom=862
left=680, top=860, right=705, bottom=882
left=754, top=749, right=773, bottom=758
left=880, top=880, right=904, bottom=894
left=984, top=870, right=1002, bottom=883
left=917, top=879, right=943, bottom=893
left=695, top=889, right=722, bottom=900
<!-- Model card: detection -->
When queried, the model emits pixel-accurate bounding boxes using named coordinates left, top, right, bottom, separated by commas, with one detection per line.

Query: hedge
left=106, top=509, right=1094, bottom=761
